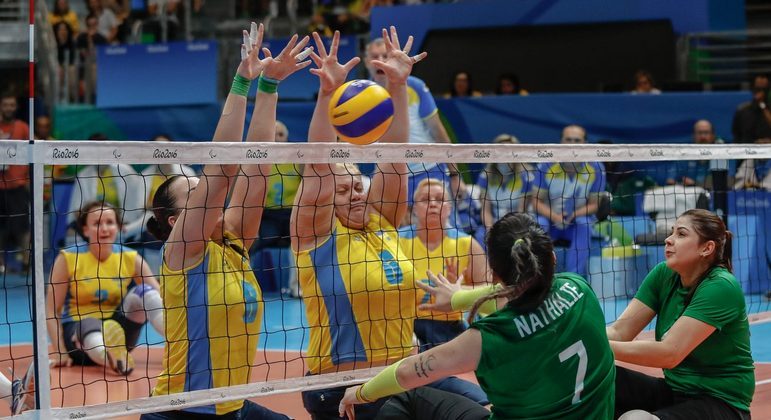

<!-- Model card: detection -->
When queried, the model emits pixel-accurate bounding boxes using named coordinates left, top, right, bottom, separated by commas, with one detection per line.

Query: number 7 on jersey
left=559, top=340, right=587, bottom=404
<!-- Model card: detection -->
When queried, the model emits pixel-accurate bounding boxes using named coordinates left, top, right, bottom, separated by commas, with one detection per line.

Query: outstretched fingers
left=329, top=30, right=340, bottom=57
left=402, top=35, right=413, bottom=55
left=312, top=31, right=328, bottom=59
left=389, top=25, right=401, bottom=51
left=342, top=56, right=361, bottom=72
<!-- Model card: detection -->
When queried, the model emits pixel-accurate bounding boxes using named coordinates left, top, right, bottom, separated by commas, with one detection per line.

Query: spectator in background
left=87, top=0, right=119, bottom=43
left=665, top=119, right=726, bottom=189
left=76, top=14, right=108, bottom=103
left=307, top=12, right=333, bottom=37
left=54, top=21, right=76, bottom=66
left=123, top=134, right=196, bottom=242
left=66, top=133, right=145, bottom=244
left=145, top=0, right=181, bottom=42
left=478, top=134, right=534, bottom=230
left=444, top=71, right=482, bottom=98
left=49, top=0, right=80, bottom=34
left=495, top=73, right=528, bottom=95
left=54, top=21, right=78, bottom=102
left=533, top=125, right=606, bottom=277
left=631, top=69, right=661, bottom=95
left=0, top=93, right=31, bottom=273
left=34, top=115, right=54, bottom=140
left=732, top=74, right=771, bottom=144
left=734, top=137, right=771, bottom=191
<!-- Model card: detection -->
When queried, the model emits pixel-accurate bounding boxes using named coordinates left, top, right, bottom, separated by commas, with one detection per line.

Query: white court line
left=757, top=378, right=771, bottom=386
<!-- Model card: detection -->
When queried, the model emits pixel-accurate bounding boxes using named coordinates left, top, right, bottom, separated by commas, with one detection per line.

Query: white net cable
left=0, top=140, right=769, bottom=419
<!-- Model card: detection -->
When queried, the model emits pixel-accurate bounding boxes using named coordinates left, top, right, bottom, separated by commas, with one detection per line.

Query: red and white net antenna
left=28, top=0, right=34, bottom=140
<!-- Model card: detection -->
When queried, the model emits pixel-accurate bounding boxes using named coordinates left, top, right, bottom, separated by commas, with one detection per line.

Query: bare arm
left=606, top=298, right=656, bottom=341
left=47, top=255, right=73, bottom=366
left=226, top=30, right=311, bottom=250
left=610, top=316, right=715, bottom=369
left=468, top=238, right=490, bottom=285
left=291, top=31, right=360, bottom=252
left=163, top=34, right=256, bottom=271
left=133, top=255, right=160, bottom=290
left=339, top=329, right=482, bottom=416
left=367, top=27, right=427, bottom=228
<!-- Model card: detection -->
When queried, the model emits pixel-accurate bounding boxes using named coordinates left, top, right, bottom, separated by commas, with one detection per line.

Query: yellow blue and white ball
left=328, top=80, right=394, bottom=145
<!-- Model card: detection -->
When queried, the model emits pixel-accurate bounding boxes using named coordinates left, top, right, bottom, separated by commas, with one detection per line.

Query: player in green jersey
left=608, top=209, right=754, bottom=420
left=338, top=212, right=616, bottom=420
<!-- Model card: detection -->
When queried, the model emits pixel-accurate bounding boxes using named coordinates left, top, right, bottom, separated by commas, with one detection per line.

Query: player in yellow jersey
left=292, top=28, right=426, bottom=419
left=141, top=23, right=310, bottom=419
left=46, top=201, right=163, bottom=376
left=399, top=177, right=490, bottom=405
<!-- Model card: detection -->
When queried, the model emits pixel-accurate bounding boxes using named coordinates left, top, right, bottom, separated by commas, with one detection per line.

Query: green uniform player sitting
left=339, top=212, right=616, bottom=420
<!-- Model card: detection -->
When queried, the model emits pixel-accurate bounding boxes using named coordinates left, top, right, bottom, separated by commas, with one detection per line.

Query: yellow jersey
left=60, top=245, right=137, bottom=322
left=295, top=212, right=417, bottom=374
left=152, top=232, right=262, bottom=415
left=398, top=228, right=472, bottom=321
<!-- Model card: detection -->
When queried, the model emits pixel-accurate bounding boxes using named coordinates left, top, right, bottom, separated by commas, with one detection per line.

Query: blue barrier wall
left=371, top=0, right=746, bottom=51
left=57, top=92, right=752, bottom=144
left=434, top=92, right=751, bottom=144
left=97, top=41, right=219, bottom=108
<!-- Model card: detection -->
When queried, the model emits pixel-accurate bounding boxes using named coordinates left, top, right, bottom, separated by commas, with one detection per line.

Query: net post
left=29, top=141, right=52, bottom=416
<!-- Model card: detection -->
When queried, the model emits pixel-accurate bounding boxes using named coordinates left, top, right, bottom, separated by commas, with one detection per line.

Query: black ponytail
left=469, top=213, right=555, bottom=321
left=146, top=175, right=182, bottom=242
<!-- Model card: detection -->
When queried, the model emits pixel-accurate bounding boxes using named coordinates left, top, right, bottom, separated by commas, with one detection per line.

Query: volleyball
left=328, top=79, right=394, bottom=145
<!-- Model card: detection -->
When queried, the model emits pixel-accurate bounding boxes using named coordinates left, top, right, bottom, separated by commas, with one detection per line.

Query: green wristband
left=359, top=359, right=406, bottom=402
left=450, top=285, right=501, bottom=312
left=257, top=75, right=280, bottom=94
left=230, top=74, right=251, bottom=97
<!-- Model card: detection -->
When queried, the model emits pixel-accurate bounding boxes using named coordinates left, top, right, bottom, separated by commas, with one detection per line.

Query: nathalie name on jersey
left=512, top=282, right=585, bottom=339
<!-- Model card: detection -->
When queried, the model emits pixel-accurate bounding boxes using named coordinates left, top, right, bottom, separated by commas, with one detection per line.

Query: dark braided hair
left=146, top=175, right=183, bottom=242
left=678, top=209, right=733, bottom=308
left=469, top=213, right=555, bottom=321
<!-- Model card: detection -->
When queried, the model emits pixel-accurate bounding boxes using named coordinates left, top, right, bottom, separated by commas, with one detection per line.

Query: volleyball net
left=1, top=140, right=770, bottom=418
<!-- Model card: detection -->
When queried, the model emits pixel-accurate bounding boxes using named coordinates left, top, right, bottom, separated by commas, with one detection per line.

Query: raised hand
left=369, top=26, right=427, bottom=86
left=309, top=30, right=361, bottom=95
left=417, top=270, right=462, bottom=313
left=261, top=33, right=313, bottom=81
left=236, top=22, right=266, bottom=80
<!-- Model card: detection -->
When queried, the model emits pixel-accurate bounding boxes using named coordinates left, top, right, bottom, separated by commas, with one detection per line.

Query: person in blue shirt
left=533, top=125, right=606, bottom=277
left=664, top=120, right=725, bottom=188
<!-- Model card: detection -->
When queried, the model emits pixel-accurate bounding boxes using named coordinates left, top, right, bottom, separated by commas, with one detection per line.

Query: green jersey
left=470, top=273, right=615, bottom=420
left=635, top=262, right=754, bottom=412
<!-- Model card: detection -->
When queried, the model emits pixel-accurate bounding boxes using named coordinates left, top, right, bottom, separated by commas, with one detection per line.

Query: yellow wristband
left=450, top=284, right=501, bottom=311
left=359, top=360, right=406, bottom=402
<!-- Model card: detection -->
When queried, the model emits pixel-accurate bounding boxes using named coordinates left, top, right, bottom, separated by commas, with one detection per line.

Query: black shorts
left=0, top=186, right=29, bottom=249
left=302, top=377, right=386, bottom=420
left=62, top=310, right=143, bottom=366
left=615, top=366, right=751, bottom=420
left=377, top=387, right=489, bottom=420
